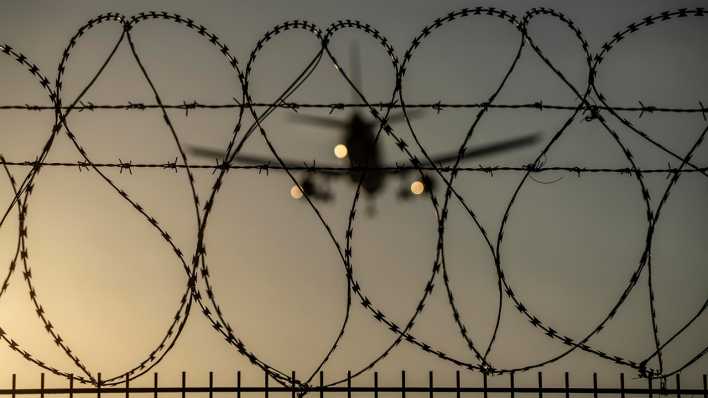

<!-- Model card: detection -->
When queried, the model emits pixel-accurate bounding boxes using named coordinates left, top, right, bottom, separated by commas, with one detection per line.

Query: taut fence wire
left=0, top=100, right=706, bottom=115
left=0, top=5, right=706, bottom=393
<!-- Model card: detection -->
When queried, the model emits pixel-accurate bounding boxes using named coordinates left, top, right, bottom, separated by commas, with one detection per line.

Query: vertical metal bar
left=537, top=372, right=543, bottom=398
left=374, top=371, right=378, bottom=398
left=649, top=375, right=653, bottom=398
left=319, top=371, right=324, bottom=398
left=510, top=372, right=515, bottom=398
left=69, top=374, right=74, bottom=398
left=401, top=370, right=406, bottom=398
left=181, top=372, right=186, bottom=398
left=564, top=372, right=569, bottom=398
left=703, top=374, right=707, bottom=398
left=620, top=373, right=625, bottom=398
left=265, top=369, right=269, bottom=398
left=592, top=373, right=598, bottom=398
left=347, top=371, right=352, bottom=398
left=11, top=374, right=16, bottom=398
left=153, top=372, right=158, bottom=398
left=456, top=371, right=460, bottom=398
left=428, top=371, right=434, bottom=398
left=126, top=373, right=130, bottom=398
left=483, top=372, right=488, bottom=398
left=209, top=372, right=214, bottom=398
left=676, top=374, right=681, bottom=398
left=293, top=371, right=297, bottom=398
left=237, top=371, right=241, bottom=398
left=98, top=373, right=102, bottom=398
left=40, top=373, right=45, bottom=398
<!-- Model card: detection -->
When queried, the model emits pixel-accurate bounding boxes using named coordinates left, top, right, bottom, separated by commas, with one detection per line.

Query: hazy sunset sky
left=0, top=0, right=705, bottom=391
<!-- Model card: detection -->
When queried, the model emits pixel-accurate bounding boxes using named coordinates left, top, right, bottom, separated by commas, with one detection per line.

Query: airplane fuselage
left=345, top=113, right=384, bottom=195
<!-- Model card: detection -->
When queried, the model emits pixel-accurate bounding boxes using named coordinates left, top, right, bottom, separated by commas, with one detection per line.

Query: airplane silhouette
left=189, top=110, right=539, bottom=203
left=189, top=43, right=540, bottom=210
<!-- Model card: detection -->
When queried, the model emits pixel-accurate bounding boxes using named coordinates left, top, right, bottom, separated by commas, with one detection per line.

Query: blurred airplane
left=189, top=43, right=540, bottom=210
left=190, top=118, right=539, bottom=202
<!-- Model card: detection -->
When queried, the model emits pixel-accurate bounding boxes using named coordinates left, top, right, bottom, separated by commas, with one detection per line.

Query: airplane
left=189, top=43, right=541, bottom=211
left=189, top=119, right=540, bottom=201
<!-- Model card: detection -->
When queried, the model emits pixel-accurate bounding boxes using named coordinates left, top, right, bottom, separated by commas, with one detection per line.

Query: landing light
left=410, top=180, right=425, bottom=195
left=290, top=185, right=303, bottom=199
left=334, top=144, right=348, bottom=159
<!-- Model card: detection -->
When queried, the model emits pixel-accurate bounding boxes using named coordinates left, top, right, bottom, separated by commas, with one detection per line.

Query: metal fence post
left=264, top=369, right=269, bottom=398
left=538, top=372, right=543, bottom=398
left=292, top=371, right=297, bottom=398
left=648, top=374, right=653, bottom=398
left=456, top=371, right=460, bottom=398
left=347, top=371, right=352, bottom=398
left=209, top=372, right=213, bottom=398
left=510, top=372, right=515, bottom=398
left=428, top=371, right=434, bottom=398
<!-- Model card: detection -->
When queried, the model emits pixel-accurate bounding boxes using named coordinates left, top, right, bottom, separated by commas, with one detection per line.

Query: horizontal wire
left=0, top=160, right=706, bottom=175
left=0, top=101, right=705, bottom=116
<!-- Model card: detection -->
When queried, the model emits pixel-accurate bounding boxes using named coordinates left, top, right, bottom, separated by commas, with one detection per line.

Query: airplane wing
left=369, top=108, right=426, bottom=125
left=189, top=145, right=346, bottom=175
left=191, top=131, right=539, bottom=175
left=287, top=113, right=349, bottom=129
left=388, top=132, right=541, bottom=199
left=289, top=109, right=426, bottom=130
left=404, top=132, right=541, bottom=167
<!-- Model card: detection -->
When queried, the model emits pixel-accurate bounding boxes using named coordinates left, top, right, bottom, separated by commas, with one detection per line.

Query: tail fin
left=350, top=41, right=361, bottom=103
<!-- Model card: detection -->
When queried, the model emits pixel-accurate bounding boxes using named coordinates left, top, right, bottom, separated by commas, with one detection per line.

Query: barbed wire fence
left=0, top=5, right=706, bottom=394
left=1, top=370, right=707, bottom=398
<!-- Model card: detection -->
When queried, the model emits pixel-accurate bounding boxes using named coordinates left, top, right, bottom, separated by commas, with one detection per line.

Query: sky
left=0, top=0, right=706, bottom=392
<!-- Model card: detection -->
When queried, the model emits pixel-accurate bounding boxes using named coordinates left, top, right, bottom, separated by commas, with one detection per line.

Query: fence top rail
left=0, top=386, right=707, bottom=395
left=2, top=371, right=707, bottom=397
